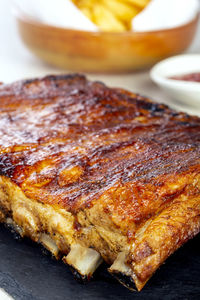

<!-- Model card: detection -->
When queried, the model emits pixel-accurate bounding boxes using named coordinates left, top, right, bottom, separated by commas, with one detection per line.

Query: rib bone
left=109, top=252, right=136, bottom=291
left=6, top=218, right=24, bottom=236
left=63, top=244, right=103, bottom=279
left=39, top=233, right=60, bottom=258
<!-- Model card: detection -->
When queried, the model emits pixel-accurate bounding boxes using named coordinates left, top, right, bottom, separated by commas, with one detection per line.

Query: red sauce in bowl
left=170, top=72, right=200, bottom=83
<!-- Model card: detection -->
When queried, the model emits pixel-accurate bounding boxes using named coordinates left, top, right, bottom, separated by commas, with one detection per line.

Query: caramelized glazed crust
left=0, top=74, right=200, bottom=290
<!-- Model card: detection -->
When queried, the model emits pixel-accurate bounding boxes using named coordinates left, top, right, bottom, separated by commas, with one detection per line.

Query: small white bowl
left=150, top=55, right=200, bottom=111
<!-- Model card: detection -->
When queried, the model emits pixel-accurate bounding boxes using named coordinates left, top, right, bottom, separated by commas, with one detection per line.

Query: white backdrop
left=0, top=1, right=199, bottom=298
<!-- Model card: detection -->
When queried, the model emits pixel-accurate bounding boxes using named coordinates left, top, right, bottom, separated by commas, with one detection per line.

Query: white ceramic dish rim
left=150, top=54, right=200, bottom=91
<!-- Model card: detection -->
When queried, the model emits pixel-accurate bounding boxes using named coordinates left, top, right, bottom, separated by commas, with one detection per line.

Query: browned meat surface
left=0, top=74, right=199, bottom=291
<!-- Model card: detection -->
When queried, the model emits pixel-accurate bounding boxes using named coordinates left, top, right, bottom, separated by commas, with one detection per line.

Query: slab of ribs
left=0, top=74, right=199, bottom=291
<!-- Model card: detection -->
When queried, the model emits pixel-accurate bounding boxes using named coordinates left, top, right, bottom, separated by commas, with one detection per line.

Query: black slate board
left=0, top=225, right=199, bottom=300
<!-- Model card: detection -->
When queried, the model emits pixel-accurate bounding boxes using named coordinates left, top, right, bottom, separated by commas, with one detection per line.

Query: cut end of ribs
left=0, top=74, right=200, bottom=291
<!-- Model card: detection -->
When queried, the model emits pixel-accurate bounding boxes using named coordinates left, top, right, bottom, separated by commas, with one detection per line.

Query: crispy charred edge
left=0, top=72, right=173, bottom=116
left=0, top=73, right=87, bottom=89
left=22, top=73, right=87, bottom=86
left=111, top=272, right=136, bottom=291
left=111, top=194, right=200, bottom=291
left=68, top=267, right=89, bottom=284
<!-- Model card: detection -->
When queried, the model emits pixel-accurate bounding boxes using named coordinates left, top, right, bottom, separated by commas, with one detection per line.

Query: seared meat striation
left=0, top=74, right=200, bottom=290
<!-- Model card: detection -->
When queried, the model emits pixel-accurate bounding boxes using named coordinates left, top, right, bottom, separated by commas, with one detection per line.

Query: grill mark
left=0, top=74, right=200, bottom=223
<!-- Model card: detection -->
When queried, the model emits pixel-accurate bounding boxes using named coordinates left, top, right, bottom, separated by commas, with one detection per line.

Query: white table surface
left=0, top=1, right=200, bottom=299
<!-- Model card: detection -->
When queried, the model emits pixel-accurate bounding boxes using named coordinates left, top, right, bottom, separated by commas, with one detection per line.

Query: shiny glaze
left=0, top=74, right=200, bottom=231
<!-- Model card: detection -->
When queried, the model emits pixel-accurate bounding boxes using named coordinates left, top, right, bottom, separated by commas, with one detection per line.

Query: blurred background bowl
left=150, top=54, right=200, bottom=112
left=16, top=13, right=199, bottom=73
